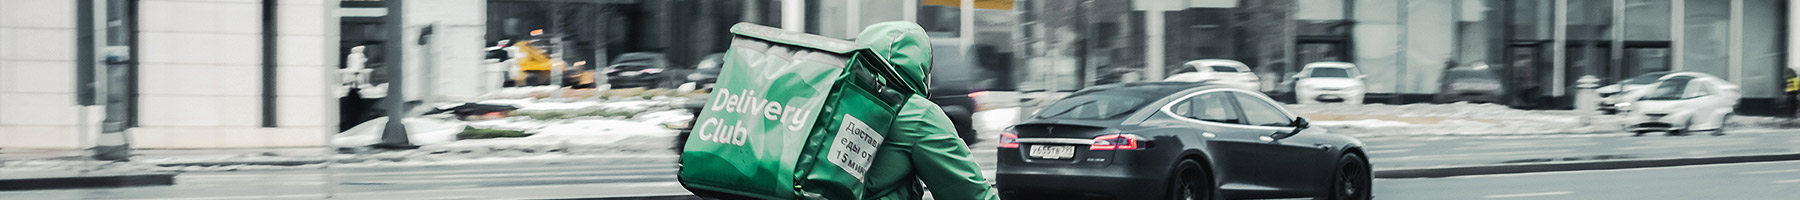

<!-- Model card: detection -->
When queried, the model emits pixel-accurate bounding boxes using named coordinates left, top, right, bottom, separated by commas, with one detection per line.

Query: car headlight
left=687, top=74, right=702, bottom=81
left=1615, top=102, right=1632, bottom=108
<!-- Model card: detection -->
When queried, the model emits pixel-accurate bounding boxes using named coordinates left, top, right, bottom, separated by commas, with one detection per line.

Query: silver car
left=1622, top=72, right=1740, bottom=136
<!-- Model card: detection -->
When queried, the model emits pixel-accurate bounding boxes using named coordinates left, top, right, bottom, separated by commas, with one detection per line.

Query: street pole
left=376, top=0, right=415, bottom=149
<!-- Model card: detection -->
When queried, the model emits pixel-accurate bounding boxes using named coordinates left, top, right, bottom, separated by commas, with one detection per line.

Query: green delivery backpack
left=678, top=23, right=917, bottom=200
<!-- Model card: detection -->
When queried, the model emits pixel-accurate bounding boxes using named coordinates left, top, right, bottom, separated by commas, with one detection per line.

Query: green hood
left=855, top=21, right=933, bottom=97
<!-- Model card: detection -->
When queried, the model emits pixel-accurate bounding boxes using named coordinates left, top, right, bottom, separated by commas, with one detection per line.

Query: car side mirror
left=1355, top=75, right=1368, bottom=80
left=1272, top=117, right=1310, bottom=140
left=1291, top=74, right=1305, bottom=79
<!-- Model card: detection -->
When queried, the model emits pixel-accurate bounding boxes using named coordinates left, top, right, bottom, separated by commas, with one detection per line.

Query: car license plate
left=1317, top=94, right=1343, bottom=100
left=620, top=71, right=642, bottom=76
left=1029, top=145, right=1076, bottom=159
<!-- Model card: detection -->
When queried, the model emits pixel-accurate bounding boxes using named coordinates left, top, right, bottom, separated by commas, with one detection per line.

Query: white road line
left=425, top=168, right=672, bottom=179
left=1615, top=142, right=1753, bottom=151
left=1739, top=169, right=1800, bottom=175
left=1453, top=142, right=1598, bottom=151
left=1368, top=143, right=1425, bottom=149
left=1366, top=149, right=1413, bottom=154
left=1482, top=191, right=1572, bottom=198
left=339, top=174, right=674, bottom=185
left=1773, top=179, right=1800, bottom=184
left=1375, top=149, right=1575, bottom=161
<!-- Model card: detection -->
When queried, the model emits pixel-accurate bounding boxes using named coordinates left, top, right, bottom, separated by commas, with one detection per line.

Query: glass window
left=1682, top=0, right=1731, bottom=78
left=1185, top=92, right=1242, bottom=124
left=1641, top=76, right=1694, bottom=100
left=1209, top=65, right=1240, bottom=73
left=1621, top=72, right=1674, bottom=85
left=1036, top=95, right=1151, bottom=120
left=1233, top=93, right=1294, bottom=127
left=1681, top=80, right=1711, bottom=99
left=1308, top=68, right=1353, bottom=78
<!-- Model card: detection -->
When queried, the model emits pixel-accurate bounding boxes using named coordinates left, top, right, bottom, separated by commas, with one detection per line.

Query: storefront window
left=1565, top=0, right=1612, bottom=93
left=1681, top=0, right=1729, bottom=78
left=1741, top=0, right=1787, bottom=98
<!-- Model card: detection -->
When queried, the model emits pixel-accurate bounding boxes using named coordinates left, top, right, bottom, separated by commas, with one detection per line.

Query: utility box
left=678, top=23, right=916, bottom=200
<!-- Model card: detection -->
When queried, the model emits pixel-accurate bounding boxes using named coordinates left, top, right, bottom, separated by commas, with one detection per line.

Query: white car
left=1293, top=62, right=1367, bottom=104
left=1622, top=72, right=1740, bottom=136
left=1597, top=71, right=1673, bottom=114
left=1164, top=59, right=1260, bottom=90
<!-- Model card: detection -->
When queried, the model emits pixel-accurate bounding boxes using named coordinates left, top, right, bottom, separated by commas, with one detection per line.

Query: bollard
left=1575, top=75, right=1602, bottom=111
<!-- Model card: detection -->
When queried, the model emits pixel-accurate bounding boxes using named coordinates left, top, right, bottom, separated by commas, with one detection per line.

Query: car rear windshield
left=1309, top=68, right=1351, bottom=78
left=1035, top=95, right=1150, bottom=120
left=1209, top=65, right=1240, bottom=72
left=1640, top=77, right=1693, bottom=101
left=1621, top=72, right=1673, bottom=85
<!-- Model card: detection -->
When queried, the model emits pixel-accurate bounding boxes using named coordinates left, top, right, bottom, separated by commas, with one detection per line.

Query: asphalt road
left=2, top=129, right=1795, bottom=199
left=1373, top=160, right=1800, bottom=199
left=1361, top=129, right=1800, bottom=169
left=0, top=156, right=691, bottom=200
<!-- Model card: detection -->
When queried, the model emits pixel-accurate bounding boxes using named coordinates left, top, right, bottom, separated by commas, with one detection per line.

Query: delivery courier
left=677, top=22, right=995, bottom=200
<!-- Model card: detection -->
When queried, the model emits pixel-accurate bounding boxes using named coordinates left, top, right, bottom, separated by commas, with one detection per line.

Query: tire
left=1167, top=159, right=1215, bottom=200
left=1711, top=114, right=1731, bottom=136
left=1329, top=154, right=1372, bottom=200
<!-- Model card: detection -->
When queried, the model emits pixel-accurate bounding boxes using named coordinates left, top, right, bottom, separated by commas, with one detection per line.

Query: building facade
left=0, top=0, right=337, bottom=149
left=1019, top=0, right=1793, bottom=114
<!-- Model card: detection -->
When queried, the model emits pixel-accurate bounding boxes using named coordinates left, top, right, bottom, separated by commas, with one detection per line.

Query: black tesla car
left=996, top=82, right=1370, bottom=200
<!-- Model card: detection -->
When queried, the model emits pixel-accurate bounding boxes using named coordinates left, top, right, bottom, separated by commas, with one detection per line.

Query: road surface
left=2, top=129, right=1796, bottom=199
left=1373, top=160, right=1800, bottom=199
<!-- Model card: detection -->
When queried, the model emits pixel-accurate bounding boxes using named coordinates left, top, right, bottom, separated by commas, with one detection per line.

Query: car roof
left=1660, top=72, right=1720, bottom=81
left=1303, top=61, right=1356, bottom=69
left=1072, top=82, right=1211, bottom=97
left=1184, top=59, right=1247, bottom=67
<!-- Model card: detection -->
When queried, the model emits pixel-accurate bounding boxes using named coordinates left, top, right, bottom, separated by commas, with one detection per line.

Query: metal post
left=377, top=0, right=414, bottom=149
left=1394, top=0, right=1408, bottom=104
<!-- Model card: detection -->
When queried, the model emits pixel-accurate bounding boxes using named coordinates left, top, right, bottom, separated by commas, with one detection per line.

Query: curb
left=1373, top=152, right=1800, bottom=179
left=0, top=173, right=176, bottom=191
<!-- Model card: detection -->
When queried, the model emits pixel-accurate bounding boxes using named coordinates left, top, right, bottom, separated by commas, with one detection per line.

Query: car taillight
left=1090, top=134, right=1142, bottom=150
left=998, top=133, right=1019, bottom=148
left=968, top=91, right=989, bottom=98
left=641, top=68, right=664, bottom=73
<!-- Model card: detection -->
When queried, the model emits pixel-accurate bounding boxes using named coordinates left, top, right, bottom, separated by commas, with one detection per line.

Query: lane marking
left=338, top=174, right=675, bottom=185
left=1615, top=142, right=1753, bottom=151
left=1375, top=149, right=1575, bottom=161
left=1367, top=143, right=1425, bottom=149
left=1482, top=191, right=1572, bottom=198
left=1366, top=149, right=1413, bottom=154
left=1774, top=179, right=1800, bottom=184
left=1740, top=169, right=1800, bottom=175
left=1453, top=142, right=1598, bottom=151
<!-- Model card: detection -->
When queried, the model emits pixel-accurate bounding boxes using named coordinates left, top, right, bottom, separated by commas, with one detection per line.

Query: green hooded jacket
left=853, top=21, right=999, bottom=200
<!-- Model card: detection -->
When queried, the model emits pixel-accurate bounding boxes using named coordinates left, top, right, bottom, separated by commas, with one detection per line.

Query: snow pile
left=1309, top=119, right=1418, bottom=128
left=1290, top=103, right=1618, bottom=137
left=974, top=107, right=1020, bottom=131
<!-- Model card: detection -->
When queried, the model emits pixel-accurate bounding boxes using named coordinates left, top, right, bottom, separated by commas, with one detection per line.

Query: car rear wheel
left=1330, top=154, right=1372, bottom=200
left=1167, top=160, right=1214, bottom=200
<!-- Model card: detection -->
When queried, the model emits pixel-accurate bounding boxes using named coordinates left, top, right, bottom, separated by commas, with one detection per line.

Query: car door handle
left=1314, top=144, right=1332, bottom=150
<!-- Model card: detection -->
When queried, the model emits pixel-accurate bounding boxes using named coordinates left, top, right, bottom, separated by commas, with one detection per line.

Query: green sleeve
left=897, top=97, right=998, bottom=200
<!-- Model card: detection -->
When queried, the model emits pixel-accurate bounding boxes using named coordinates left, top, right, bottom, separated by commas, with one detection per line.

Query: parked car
left=605, top=52, right=670, bottom=88
left=1165, top=59, right=1261, bottom=90
left=1598, top=71, right=1674, bottom=114
left=1434, top=66, right=1506, bottom=103
left=1622, top=72, right=1740, bottom=136
left=929, top=39, right=981, bottom=146
left=1293, top=62, right=1367, bottom=104
left=682, top=53, right=725, bottom=91
left=996, top=81, right=1369, bottom=200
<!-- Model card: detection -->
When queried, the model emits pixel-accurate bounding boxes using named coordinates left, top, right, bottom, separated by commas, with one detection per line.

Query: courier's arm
left=897, top=97, right=998, bottom=200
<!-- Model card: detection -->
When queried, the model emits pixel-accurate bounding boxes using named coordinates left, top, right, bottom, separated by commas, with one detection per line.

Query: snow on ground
left=1287, top=102, right=1798, bottom=137
left=973, top=107, right=1020, bottom=131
